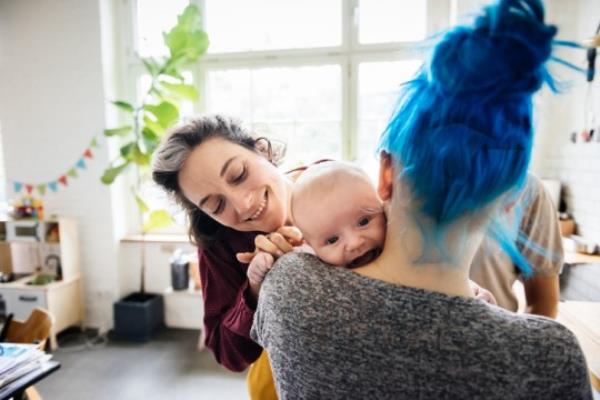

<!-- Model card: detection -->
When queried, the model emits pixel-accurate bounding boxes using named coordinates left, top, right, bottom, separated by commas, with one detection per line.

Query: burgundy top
left=198, top=227, right=263, bottom=372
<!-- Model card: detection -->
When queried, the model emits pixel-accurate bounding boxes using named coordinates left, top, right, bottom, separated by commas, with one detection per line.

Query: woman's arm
left=518, top=175, right=563, bottom=318
left=524, top=274, right=559, bottom=318
left=199, top=241, right=263, bottom=372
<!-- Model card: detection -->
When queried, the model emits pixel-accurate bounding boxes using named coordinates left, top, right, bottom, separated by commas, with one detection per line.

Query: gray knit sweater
left=251, top=253, right=592, bottom=399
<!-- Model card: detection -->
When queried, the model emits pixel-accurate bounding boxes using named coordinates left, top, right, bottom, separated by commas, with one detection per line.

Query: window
left=122, top=0, right=452, bottom=231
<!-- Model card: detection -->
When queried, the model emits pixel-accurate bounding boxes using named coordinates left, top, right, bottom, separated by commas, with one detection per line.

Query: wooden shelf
left=564, top=251, right=600, bottom=265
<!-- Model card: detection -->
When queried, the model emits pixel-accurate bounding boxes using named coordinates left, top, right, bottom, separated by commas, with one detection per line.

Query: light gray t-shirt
left=251, top=253, right=592, bottom=399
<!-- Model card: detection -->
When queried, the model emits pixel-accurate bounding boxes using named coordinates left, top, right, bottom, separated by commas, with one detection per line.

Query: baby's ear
left=377, top=152, right=394, bottom=201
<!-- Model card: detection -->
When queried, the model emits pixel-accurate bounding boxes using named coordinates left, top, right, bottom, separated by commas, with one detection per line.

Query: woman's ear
left=254, top=137, right=272, bottom=160
left=378, top=151, right=394, bottom=201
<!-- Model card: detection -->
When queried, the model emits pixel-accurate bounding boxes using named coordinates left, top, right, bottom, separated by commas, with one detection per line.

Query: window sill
left=121, top=233, right=190, bottom=244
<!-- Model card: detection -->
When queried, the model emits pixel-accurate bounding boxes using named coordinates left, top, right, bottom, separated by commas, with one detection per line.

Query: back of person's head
left=378, top=0, right=560, bottom=274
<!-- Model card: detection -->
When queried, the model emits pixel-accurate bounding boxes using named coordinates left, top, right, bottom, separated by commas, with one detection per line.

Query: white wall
left=537, top=0, right=600, bottom=244
left=0, top=0, right=120, bottom=331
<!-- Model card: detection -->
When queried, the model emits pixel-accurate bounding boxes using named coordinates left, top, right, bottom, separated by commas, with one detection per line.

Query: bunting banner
left=10, top=136, right=100, bottom=196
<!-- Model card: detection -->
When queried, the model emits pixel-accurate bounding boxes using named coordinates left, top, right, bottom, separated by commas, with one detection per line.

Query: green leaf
left=142, top=58, right=160, bottom=76
left=143, top=209, right=173, bottom=232
left=120, top=142, right=135, bottom=159
left=131, top=145, right=151, bottom=166
left=112, top=100, right=135, bottom=113
left=144, top=101, right=179, bottom=129
left=161, top=65, right=184, bottom=81
left=143, top=116, right=165, bottom=137
left=104, top=126, right=133, bottom=137
left=141, top=128, right=159, bottom=154
left=134, top=194, right=150, bottom=213
left=101, top=162, right=130, bottom=185
left=184, top=30, right=209, bottom=60
left=159, top=81, right=198, bottom=100
left=163, top=4, right=209, bottom=63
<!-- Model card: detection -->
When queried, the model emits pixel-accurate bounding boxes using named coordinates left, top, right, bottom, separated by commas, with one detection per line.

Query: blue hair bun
left=429, top=0, right=557, bottom=98
left=378, top=0, right=564, bottom=276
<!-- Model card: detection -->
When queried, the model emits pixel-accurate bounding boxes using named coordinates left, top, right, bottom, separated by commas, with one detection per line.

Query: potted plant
left=102, top=5, right=208, bottom=341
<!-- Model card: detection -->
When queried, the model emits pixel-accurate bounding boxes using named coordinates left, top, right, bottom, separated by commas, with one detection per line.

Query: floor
left=36, top=328, right=248, bottom=400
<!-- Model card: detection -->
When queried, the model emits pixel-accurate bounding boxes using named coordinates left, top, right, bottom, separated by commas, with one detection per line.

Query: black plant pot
left=113, top=292, right=164, bottom=342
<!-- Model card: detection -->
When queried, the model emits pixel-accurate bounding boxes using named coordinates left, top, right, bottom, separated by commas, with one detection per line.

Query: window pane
left=357, top=60, right=421, bottom=171
left=206, top=0, right=342, bottom=53
left=453, top=0, right=494, bottom=24
left=136, top=0, right=189, bottom=57
left=206, top=65, right=342, bottom=167
left=358, top=0, right=427, bottom=44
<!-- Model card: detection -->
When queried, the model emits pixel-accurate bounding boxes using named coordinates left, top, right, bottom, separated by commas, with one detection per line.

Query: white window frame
left=115, top=0, right=453, bottom=233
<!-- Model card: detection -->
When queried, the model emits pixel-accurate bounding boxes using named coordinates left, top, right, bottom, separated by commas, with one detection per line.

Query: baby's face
left=296, top=177, right=386, bottom=268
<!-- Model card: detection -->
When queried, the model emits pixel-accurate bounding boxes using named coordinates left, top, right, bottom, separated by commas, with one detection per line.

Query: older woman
left=250, top=0, right=592, bottom=398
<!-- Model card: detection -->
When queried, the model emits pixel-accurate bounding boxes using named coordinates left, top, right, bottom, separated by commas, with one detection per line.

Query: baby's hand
left=469, top=280, right=497, bottom=306
left=247, top=251, right=275, bottom=287
left=236, top=226, right=303, bottom=264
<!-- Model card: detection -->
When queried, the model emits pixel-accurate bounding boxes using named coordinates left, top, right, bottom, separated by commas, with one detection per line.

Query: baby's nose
left=345, top=236, right=365, bottom=252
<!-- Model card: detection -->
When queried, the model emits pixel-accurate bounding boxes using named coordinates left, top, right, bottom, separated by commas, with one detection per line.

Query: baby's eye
left=358, top=217, right=371, bottom=227
left=325, top=236, right=339, bottom=245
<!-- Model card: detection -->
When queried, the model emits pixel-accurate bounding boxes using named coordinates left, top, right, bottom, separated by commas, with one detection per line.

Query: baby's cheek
left=375, top=218, right=387, bottom=246
left=315, top=248, right=344, bottom=267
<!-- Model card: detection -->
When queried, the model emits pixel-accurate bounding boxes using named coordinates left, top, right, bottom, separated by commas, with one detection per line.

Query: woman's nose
left=230, top=190, right=254, bottom=216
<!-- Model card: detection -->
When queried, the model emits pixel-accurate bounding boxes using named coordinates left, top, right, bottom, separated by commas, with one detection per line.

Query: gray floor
left=36, top=328, right=248, bottom=400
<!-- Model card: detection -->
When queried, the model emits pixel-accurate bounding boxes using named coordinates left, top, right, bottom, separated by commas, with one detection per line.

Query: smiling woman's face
left=178, top=137, right=290, bottom=233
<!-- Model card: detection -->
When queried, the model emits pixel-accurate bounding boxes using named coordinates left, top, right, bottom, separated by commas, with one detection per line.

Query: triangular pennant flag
left=37, top=184, right=46, bottom=196
left=13, top=182, right=23, bottom=193
left=67, top=168, right=78, bottom=178
left=48, top=182, right=58, bottom=192
left=83, top=149, right=93, bottom=159
left=90, top=137, right=99, bottom=148
left=25, top=184, right=34, bottom=194
left=58, top=175, right=68, bottom=186
left=76, top=158, right=86, bottom=169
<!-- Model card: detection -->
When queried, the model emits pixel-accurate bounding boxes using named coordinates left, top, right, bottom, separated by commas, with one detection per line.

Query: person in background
left=470, top=174, right=562, bottom=317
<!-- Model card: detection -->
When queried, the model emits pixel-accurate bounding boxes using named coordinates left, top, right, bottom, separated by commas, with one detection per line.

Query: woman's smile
left=245, top=189, right=268, bottom=222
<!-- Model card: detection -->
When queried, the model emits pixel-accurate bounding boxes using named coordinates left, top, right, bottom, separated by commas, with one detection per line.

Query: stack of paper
left=0, top=343, right=52, bottom=388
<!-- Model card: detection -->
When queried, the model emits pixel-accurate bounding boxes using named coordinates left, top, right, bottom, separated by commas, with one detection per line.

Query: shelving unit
left=0, top=218, right=83, bottom=349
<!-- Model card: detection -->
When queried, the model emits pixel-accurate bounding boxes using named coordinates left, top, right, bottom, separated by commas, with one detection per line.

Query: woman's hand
left=236, top=226, right=303, bottom=264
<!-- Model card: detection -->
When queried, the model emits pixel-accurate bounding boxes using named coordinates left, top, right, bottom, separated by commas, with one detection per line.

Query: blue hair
left=378, top=0, right=562, bottom=276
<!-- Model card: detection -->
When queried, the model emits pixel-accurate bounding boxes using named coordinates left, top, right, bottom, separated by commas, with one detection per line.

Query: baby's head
left=292, top=161, right=386, bottom=268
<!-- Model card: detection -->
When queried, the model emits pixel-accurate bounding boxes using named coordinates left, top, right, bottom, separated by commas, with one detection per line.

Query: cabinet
left=0, top=218, right=83, bottom=349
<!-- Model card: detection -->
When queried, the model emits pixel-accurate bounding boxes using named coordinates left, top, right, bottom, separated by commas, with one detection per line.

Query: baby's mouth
left=347, top=248, right=381, bottom=269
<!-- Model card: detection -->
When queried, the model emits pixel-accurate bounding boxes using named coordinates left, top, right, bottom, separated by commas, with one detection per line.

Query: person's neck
left=356, top=209, right=483, bottom=299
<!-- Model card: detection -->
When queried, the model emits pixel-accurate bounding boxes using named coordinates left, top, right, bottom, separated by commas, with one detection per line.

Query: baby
left=247, top=161, right=495, bottom=303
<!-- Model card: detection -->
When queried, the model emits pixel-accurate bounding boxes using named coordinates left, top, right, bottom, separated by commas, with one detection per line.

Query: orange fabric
left=246, top=351, right=278, bottom=400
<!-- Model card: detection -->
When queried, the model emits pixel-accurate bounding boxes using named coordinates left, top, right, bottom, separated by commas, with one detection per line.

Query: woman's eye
left=358, top=217, right=371, bottom=227
left=231, top=166, right=247, bottom=184
left=212, top=198, right=224, bottom=215
left=325, top=236, right=339, bottom=245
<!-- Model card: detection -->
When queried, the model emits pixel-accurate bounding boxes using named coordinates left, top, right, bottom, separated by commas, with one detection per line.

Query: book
left=0, top=343, right=51, bottom=388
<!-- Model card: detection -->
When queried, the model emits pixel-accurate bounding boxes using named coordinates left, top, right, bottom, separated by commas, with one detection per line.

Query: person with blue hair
left=251, top=0, right=593, bottom=398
